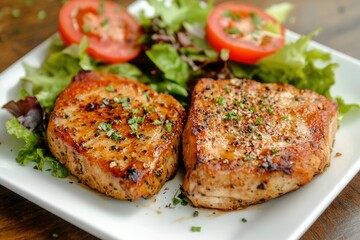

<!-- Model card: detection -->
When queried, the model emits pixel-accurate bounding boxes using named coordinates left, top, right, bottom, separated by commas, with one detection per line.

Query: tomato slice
left=206, top=2, right=285, bottom=64
left=58, top=0, right=142, bottom=63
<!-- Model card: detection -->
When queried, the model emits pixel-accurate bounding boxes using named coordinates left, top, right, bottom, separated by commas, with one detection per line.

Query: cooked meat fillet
left=47, top=71, right=186, bottom=200
left=182, top=78, right=338, bottom=210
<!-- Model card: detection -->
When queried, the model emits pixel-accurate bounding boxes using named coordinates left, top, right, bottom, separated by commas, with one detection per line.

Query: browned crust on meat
left=182, top=78, right=338, bottom=210
left=47, top=71, right=186, bottom=200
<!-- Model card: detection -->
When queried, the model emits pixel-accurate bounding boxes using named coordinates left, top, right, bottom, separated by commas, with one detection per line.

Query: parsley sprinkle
left=128, top=116, right=145, bottom=138
left=193, top=211, right=199, bottom=217
left=281, top=116, right=290, bottom=121
left=255, top=118, right=263, bottom=125
left=131, top=108, right=139, bottom=115
left=82, top=24, right=90, bottom=33
left=271, top=149, right=279, bottom=154
left=143, top=90, right=150, bottom=100
left=215, top=96, right=224, bottom=106
left=11, top=9, right=21, bottom=18
left=225, top=28, right=241, bottom=35
left=267, top=107, right=274, bottom=115
left=241, top=218, right=248, bottom=223
left=98, top=122, right=111, bottom=131
left=98, top=0, right=105, bottom=14
left=106, top=128, right=115, bottom=137
left=37, top=10, right=46, bottom=20
left=223, top=10, right=241, bottom=21
left=101, top=18, right=109, bottom=27
left=111, top=131, right=122, bottom=141
left=224, top=109, right=238, bottom=120
left=165, top=122, right=172, bottom=132
left=191, top=226, right=201, bottom=232
left=172, top=197, right=181, bottom=205
left=224, top=86, right=230, bottom=93
left=114, top=97, right=131, bottom=109
left=152, top=120, right=163, bottom=125
left=105, top=85, right=114, bottom=92
left=250, top=12, right=262, bottom=28
left=244, top=156, right=252, bottom=161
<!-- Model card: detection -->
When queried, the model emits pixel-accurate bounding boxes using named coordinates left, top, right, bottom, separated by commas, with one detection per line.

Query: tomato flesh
left=58, top=0, right=142, bottom=63
left=206, top=2, right=285, bottom=64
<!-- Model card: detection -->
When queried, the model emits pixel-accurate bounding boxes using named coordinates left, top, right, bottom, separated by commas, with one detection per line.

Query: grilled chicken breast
left=182, top=78, right=338, bottom=210
left=47, top=71, right=186, bottom=200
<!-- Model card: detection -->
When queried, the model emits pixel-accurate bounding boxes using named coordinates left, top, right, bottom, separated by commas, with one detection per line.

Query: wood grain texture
left=0, top=0, right=359, bottom=239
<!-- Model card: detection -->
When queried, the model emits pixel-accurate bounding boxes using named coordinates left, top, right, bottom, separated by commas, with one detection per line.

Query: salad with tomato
left=2, top=0, right=359, bottom=177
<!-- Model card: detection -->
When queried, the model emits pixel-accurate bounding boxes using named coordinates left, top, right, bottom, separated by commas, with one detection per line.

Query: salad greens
left=2, top=0, right=359, bottom=178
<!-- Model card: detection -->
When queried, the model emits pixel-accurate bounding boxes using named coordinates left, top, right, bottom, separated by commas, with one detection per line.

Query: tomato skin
left=206, top=2, right=285, bottom=64
left=58, top=0, right=142, bottom=63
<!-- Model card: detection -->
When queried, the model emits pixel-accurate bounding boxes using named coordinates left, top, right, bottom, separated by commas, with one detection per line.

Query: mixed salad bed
left=2, top=0, right=359, bottom=177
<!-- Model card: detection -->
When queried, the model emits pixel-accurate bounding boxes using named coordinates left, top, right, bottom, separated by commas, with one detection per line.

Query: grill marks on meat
left=182, top=78, right=338, bottom=210
left=47, top=71, right=186, bottom=199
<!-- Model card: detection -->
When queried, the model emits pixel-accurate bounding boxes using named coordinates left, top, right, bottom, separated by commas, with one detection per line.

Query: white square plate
left=1, top=2, right=359, bottom=240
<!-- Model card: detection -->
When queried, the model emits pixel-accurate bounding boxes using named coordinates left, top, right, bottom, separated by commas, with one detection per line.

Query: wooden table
left=0, top=0, right=359, bottom=239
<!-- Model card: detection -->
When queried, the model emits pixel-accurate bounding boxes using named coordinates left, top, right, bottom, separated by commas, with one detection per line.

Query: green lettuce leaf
left=147, top=0, right=214, bottom=33
left=266, top=2, right=294, bottom=23
left=255, top=30, right=337, bottom=96
left=146, top=43, right=190, bottom=87
left=22, top=36, right=95, bottom=112
left=100, top=63, right=150, bottom=83
left=5, top=118, right=68, bottom=178
left=336, top=97, right=360, bottom=120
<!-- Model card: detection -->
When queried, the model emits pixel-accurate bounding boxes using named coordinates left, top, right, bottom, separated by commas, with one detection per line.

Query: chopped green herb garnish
left=215, top=96, right=224, bottom=106
left=82, top=24, right=90, bottom=33
left=172, top=197, right=181, bottom=205
left=244, top=156, right=252, bottom=161
left=224, top=86, right=230, bottom=93
left=11, top=9, right=21, bottom=18
left=143, top=90, right=150, bottom=100
left=241, top=218, right=248, bottom=223
left=106, top=128, right=115, bottom=137
left=111, top=131, right=122, bottom=141
left=152, top=120, right=163, bottom=125
left=223, top=10, right=241, bottom=21
left=281, top=115, right=290, bottom=121
left=98, top=0, right=105, bottom=14
left=249, top=106, right=256, bottom=112
left=193, top=211, right=199, bottom=217
left=225, top=28, right=241, bottom=35
left=267, top=107, right=274, bottom=115
left=131, top=108, right=139, bottom=115
left=271, top=149, right=279, bottom=154
left=128, top=116, right=145, bottom=138
left=114, top=97, right=131, bottom=109
left=250, top=12, right=262, bottom=28
left=98, top=122, right=111, bottom=131
left=165, top=121, right=172, bottom=132
left=191, top=226, right=201, bottom=232
left=101, top=18, right=109, bottom=27
left=224, top=109, right=238, bottom=120
left=105, top=85, right=115, bottom=92
left=37, top=10, right=46, bottom=20
left=255, top=118, right=263, bottom=125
